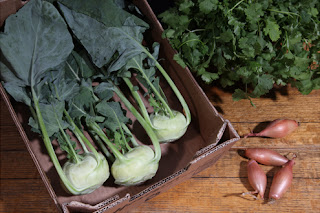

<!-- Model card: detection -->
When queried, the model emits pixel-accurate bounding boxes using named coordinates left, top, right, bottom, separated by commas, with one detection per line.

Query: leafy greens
left=0, top=0, right=192, bottom=193
left=159, top=0, right=320, bottom=105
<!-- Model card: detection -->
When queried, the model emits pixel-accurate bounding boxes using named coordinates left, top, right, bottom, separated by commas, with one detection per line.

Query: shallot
left=242, top=159, right=267, bottom=200
left=244, top=119, right=299, bottom=138
left=244, top=148, right=288, bottom=166
left=268, top=158, right=296, bottom=203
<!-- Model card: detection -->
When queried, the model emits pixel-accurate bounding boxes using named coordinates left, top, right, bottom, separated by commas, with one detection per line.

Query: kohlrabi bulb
left=150, top=110, right=188, bottom=143
left=63, top=152, right=109, bottom=194
left=111, top=145, right=159, bottom=186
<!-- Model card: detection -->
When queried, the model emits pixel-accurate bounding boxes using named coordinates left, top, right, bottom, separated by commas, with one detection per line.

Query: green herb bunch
left=159, top=0, right=320, bottom=104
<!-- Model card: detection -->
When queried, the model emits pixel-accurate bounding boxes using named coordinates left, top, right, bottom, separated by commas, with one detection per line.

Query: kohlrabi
left=66, top=75, right=161, bottom=186
left=64, top=49, right=161, bottom=186
left=58, top=0, right=191, bottom=143
left=91, top=98, right=160, bottom=186
left=0, top=0, right=109, bottom=195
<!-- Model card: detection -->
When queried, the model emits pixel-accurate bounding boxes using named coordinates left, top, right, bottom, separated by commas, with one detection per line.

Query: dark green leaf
left=95, top=101, right=129, bottom=132
left=0, top=0, right=73, bottom=89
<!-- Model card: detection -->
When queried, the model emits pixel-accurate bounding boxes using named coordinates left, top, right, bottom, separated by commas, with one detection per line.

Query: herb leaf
left=159, top=0, right=320, bottom=102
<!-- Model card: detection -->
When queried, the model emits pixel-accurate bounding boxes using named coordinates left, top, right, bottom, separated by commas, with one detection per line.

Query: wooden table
left=1, top=84, right=319, bottom=212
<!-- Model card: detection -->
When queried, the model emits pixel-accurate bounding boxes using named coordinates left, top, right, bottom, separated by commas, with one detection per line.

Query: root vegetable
left=268, top=158, right=296, bottom=203
left=244, top=148, right=289, bottom=166
left=244, top=119, right=299, bottom=138
left=242, top=159, right=267, bottom=200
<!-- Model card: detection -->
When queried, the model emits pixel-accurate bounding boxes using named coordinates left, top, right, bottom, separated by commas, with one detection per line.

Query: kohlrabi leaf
left=122, top=53, right=161, bottom=96
left=1, top=79, right=31, bottom=106
left=0, top=0, right=74, bottom=94
left=58, top=2, right=148, bottom=71
left=29, top=99, right=68, bottom=137
left=66, top=51, right=96, bottom=80
left=67, top=80, right=97, bottom=119
left=40, top=67, right=80, bottom=103
left=93, top=82, right=114, bottom=101
left=55, top=131, right=81, bottom=160
left=58, top=0, right=148, bottom=29
left=95, top=101, right=130, bottom=132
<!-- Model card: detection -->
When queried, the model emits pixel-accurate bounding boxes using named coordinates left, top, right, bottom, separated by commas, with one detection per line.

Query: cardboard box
left=0, top=0, right=240, bottom=212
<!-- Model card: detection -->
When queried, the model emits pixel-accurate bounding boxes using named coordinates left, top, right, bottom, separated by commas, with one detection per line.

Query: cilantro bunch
left=159, top=0, right=320, bottom=104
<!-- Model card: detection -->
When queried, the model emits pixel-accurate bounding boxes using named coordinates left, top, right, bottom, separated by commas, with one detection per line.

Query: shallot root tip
left=285, top=152, right=298, bottom=160
left=268, top=198, right=276, bottom=204
left=241, top=191, right=261, bottom=200
left=242, top=133, right=256, bottom=138
left=242, top=128, right=254, bottom=138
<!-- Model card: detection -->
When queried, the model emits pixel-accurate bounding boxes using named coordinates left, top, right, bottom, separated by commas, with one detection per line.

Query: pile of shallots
left=241, top=119, right=299, bottom=203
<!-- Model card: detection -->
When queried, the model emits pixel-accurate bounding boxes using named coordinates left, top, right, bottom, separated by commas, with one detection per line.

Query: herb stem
left=267, top=9, right=300, bottom=17
left=177, top=39, right=206, bottom=49
left=228, top=0, right=245, bottom=13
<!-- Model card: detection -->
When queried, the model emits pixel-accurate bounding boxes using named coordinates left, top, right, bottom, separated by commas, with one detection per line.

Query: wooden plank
left=0, top=96, right=27, bottom=151
left=0, top=179, right=58, bottom=213
left=2, top=147, right=316, bottom=180
left=0, top=127, right=26, bottom=151
left=195, top=149, right=320, bottom=179
left=231, top=123, right=320, bottom=148
left=132, top=177, right=320, bottom=213
left=0, top=95, right=16, bottom=126
left=0, top=151, right=41, bottom=179
left=204, top=85, right=320, bottom=123
left=1, top=83, right=320, bottom=213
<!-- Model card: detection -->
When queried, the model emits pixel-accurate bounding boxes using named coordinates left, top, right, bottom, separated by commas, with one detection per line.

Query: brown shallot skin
left=268, top=158, right=295, bottom=203
left=242, top=159, right=267, bottom=200
left=245, top=148, right=288, bottom=166
left=244, top=119, right=299, bottom=138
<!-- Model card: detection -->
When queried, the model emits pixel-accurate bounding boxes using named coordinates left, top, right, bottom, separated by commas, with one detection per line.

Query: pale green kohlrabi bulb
left=63, top=152, right=109, bottom=195
left=111, top=145, right=159, bottom=186
left=150, top=110, right=188, bottom=143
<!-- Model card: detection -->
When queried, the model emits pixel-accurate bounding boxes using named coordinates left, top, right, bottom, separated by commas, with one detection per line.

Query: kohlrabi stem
left=138, top=45, right=191, bottom=125
left=64, top=110, right=100, bottom=159
left=131, top=58, right=174, bottom=118
left=66, top=61, right=81, bottom=81
left=31, top=87, right=77, bottom=194
left=123, top=77, right=152, bottom=125
left=149, top=58, right=191, bottom=125
left=112, top=83, right=161, bottom=162
left=88, top=121, right=126, bottom=162
left=91, top=132, right=115, bottom=162
left=73, top=133, right=89, bottom=153
left=121, top=123, right=139, bottom=147
left=111, top=109, right=132, bottom=151
left=29, top=106, right=38, bottom=122
left=58, top=125, right=81, bottom=164
left=51, top=106, right=81, bottom=164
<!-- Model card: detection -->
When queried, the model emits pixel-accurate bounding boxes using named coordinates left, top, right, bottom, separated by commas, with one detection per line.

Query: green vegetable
left=58, top=0, right=191, bottom=143
left=66, top=76, right=161, bottom=186
left=159, top=0, right=320, bottom=104
left=111, top=145, right=159, bottom=185
left=93, top=82, right=162, bottom=186
left=1, top=0, right=193, bottom=190
left=0, top=0, right=109, bottom=195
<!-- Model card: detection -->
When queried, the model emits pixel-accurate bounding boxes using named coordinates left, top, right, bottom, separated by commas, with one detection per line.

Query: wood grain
left=1, top=85, right=320, bottom=213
